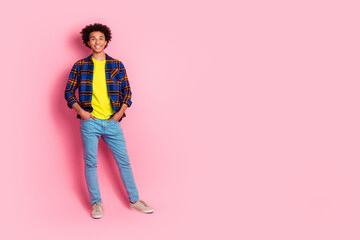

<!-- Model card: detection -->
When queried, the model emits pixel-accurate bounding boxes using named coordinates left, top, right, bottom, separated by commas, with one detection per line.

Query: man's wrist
left=115, top=111, right=124, bottom=118
left=78, top=109, right=87, bottom=115
left=72, top=103, right=85, bottom=115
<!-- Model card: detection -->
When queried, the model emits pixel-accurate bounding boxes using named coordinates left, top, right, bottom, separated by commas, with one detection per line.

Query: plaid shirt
left=64, top=53, right=132, bottom=121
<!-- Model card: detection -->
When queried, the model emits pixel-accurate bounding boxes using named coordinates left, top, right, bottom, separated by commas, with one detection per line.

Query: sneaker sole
left=91, top=214, right=103, bottom=219
left=130, top=206, right=154, bottom=214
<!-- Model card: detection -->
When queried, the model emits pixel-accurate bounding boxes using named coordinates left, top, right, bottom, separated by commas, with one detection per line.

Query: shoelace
left=139, top=200, right=149, bottom=207
left=93, top=203, right=102, bottom=211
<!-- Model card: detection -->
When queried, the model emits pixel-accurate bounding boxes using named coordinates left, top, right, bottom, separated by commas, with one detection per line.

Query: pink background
left=1, top=0, right=360, bottom=239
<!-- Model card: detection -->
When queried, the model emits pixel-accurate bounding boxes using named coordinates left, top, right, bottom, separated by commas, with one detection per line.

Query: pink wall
left=1, top=0, right=360, bottom=239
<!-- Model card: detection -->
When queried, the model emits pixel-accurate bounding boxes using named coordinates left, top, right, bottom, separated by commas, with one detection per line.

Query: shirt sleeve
left=120, top=61, right=132, bottom=107
left=64, top=63, right=79, bottom=109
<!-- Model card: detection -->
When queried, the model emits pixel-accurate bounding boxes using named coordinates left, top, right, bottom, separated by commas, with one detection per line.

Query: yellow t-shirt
left=90, top=57, right=114, bottom=119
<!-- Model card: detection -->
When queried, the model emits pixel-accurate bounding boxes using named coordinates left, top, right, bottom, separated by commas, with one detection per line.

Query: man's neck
left=91, top=51, right=106, bottom=61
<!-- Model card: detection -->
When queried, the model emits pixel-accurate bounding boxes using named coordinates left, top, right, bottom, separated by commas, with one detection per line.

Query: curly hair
left=80, top=23, right=112, bottom=49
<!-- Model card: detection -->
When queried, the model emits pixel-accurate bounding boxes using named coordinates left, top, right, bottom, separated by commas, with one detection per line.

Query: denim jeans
left=80, top=118, right=139, bottom=205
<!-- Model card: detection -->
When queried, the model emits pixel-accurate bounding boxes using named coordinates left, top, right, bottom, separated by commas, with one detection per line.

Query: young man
left=64, top=23, right=153, bottom=219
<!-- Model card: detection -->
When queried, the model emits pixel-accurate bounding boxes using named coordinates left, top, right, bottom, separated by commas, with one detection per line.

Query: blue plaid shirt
left=64, top=53, right=132, bottom=121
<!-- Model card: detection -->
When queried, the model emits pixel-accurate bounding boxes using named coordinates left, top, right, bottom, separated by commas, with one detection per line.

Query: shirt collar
left=85, top=53, right=113, bottom=62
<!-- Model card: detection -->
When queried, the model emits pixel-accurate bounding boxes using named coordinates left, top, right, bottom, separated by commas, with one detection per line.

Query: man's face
left=87, top=31, right=107, bottom=53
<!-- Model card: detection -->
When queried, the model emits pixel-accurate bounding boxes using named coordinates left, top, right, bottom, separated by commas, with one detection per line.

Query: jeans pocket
left=81, top=118, right=92, bottom=127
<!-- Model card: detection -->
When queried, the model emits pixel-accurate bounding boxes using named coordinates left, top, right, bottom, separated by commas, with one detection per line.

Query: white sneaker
left=91, top=202, right=103, bottom=219
left=130, top=200, right=154, bottom=214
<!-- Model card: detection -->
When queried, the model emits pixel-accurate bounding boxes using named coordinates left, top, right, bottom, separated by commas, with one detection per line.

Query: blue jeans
left=80, top=118, right=139, bottom=205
